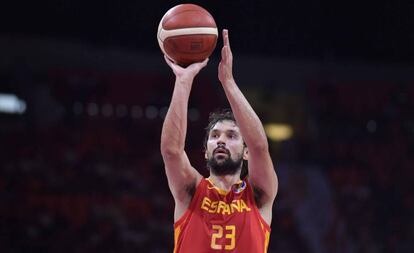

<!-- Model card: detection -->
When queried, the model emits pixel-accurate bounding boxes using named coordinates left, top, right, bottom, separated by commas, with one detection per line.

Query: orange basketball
left=157, top=4, right=218, bottom=66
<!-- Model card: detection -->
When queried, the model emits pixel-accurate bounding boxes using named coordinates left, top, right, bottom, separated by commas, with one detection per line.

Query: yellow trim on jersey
left=173, top=225, right=181, bottom=253
left=206, top=178, right=244, bottom=196
left=264, top=230, right=270, bottom=253
left=259, top=220, right=271, bottom=253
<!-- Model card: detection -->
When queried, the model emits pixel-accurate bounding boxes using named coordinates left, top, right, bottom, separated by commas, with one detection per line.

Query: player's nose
left=217, top=135, right=226, bottom=145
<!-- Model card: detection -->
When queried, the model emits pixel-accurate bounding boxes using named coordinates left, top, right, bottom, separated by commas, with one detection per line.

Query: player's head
left=204, top=109, right=248, bottom=178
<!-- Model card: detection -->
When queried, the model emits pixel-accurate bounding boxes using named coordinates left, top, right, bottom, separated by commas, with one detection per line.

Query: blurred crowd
left=307, top=81, right=414, bottom=252
left=1, top=69, right=413, bottom=253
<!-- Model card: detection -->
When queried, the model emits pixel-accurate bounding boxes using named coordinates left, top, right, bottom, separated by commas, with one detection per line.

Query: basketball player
left=161, top=29, right=278, bottom=252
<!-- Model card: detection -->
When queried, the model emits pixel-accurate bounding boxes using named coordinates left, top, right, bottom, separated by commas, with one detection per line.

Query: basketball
left=157, top=4, right=218, bottom=66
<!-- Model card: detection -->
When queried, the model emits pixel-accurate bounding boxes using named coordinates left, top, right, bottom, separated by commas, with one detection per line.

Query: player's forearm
left=160, top=78, right=193, bottom=154
left=222, top=79, right=268, bottom=151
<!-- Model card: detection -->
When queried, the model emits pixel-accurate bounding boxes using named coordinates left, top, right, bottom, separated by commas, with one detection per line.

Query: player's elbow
left=160, top=145, right=182, bottom=159
left=160, top=136, right=184, bottom=155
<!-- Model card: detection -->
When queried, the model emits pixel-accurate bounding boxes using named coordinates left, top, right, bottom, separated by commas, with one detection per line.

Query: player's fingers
left=221, top=46, right=227, bottom=62
left=202, top=57, right=209, bottom=65
left=188, top=58, right=208, bottom=72
left=198, top=58, right=209, bottom=68
left=223, top=29, right=231, bottom=50
left=222, top=45, right=229, bottom=59
left=164, top=55, right=174, bottom=67
left=222, top=46, right=231, bottom=64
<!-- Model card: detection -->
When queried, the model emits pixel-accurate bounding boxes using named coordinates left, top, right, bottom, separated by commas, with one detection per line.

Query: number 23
left=211, top=225, right=236, bottom=250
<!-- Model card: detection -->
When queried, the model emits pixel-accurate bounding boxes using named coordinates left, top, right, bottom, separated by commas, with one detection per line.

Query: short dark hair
left=203, top=108, right=248, bottom=178
left=203, top=108, right=236, bottom=149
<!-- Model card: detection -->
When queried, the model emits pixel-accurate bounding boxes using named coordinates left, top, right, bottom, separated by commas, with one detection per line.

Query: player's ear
left=204, top=150, right=208, bottom=160
left=243, top=147, right=249, bottom=160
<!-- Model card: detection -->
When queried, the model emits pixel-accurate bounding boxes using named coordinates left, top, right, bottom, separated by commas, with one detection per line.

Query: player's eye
left=228, top=133, right=237, bottom=139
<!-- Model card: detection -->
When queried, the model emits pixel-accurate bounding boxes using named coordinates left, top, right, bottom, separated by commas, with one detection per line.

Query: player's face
left=205, top=120, right=248, bottom=176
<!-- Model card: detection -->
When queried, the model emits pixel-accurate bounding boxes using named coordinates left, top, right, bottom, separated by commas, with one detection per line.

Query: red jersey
left=173, top=178, right=271, bottom=253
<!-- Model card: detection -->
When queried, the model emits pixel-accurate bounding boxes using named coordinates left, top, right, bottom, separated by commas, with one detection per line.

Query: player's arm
left=218, top=30, right=278, bottom=216
left=160, top=56, right=207, bottom=212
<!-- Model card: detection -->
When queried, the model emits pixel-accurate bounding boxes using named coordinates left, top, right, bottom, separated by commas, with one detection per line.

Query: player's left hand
left=218, top=29, right=234, bottom=84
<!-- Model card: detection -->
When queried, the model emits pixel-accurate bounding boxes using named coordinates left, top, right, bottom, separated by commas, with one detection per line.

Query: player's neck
left=207, top=173, right=241, bottom=192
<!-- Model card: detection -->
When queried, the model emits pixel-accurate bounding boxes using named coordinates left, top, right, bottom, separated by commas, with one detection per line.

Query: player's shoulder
left=190, top=175, right=206, bottom=193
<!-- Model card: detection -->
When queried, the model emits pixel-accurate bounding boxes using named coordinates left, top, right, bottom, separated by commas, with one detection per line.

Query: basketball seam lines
left=158, top=27, right=218, bottom=42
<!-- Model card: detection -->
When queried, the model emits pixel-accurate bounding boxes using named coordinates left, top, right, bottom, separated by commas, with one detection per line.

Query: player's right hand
left=164, top=55, right=209, bottom=82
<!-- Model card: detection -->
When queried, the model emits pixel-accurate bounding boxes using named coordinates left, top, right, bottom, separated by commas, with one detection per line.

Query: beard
left=207, top=152, right=243, bottom=176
